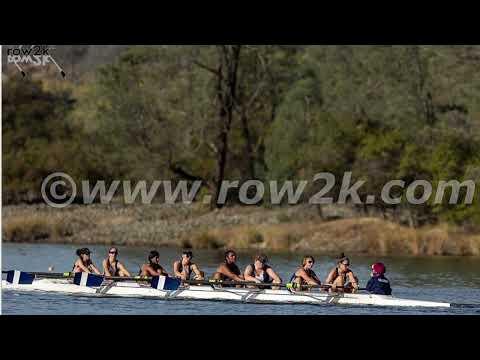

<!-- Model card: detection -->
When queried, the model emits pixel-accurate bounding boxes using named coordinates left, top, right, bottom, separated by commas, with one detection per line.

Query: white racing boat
left=2, top=277, right=451, bottom=309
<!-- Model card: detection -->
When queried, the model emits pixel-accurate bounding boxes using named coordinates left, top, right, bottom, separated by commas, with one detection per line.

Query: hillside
left=3, top=204, right=479, bottom=256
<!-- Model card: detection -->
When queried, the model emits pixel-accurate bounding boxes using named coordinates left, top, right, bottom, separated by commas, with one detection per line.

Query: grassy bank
left=2, top=204, right=479, bottom=256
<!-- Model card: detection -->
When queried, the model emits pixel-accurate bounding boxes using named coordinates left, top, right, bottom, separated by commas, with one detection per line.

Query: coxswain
left=73, top=248, right=101, bottom=275
left=102, top=247, right=131, bottom=277
left=366, top=262, right=392, bottom=295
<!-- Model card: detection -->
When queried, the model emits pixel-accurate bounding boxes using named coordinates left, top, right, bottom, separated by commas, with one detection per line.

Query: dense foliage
left=3, top=45, right=480, bottom=227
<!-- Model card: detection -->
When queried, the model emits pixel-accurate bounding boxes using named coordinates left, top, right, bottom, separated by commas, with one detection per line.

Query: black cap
left=182, top=250, right=193, bottom=258
left=337, top=253, right=350, bottom=264
left=76, top=248, right=91, bottom=257
left=149, top=250, right=160, bottom=261
left=225, top=250, right=237, bottom=259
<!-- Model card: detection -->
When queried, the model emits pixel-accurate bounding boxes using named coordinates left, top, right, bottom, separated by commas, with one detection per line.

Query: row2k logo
left=7, top=45, right=66, bottom=78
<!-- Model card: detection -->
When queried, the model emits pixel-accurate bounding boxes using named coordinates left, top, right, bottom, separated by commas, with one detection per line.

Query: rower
left=289, top=256, right=321, bottom=290
left=244, top=254, right=282, bottom=289
left=102, top=247, right=131, bottom=277
left=366, top=262, right=392, bottom=295
left=211, top=250, right=244, bottom=286
left=140, top=251, right=169, bottom=277
left=325, top=253, right=359, bottom=293
left=73, top=248, right=101, bottom=275
left=173, top=250, right=205, bottom=281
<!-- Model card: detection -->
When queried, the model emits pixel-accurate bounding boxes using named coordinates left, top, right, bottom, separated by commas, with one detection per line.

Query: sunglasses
left=307, top=260, right=314, bottom=264
left=109, top=251, right=117, bottom=255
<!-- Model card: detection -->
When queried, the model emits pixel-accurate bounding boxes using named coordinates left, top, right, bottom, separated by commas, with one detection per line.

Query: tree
left=2, top=71, right=81, bottom=203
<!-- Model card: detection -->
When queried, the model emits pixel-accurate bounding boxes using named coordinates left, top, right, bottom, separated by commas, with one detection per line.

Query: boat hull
left=2, top=279, right=451, bottom=309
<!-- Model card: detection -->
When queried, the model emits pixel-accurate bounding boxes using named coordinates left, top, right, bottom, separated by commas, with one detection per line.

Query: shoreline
left=2, top=203, right=479, bottom=257
left=4, top=241, right=480, bottom=260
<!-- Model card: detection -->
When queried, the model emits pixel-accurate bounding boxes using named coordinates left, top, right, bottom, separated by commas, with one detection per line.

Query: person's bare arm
left=103, top=260, right=112, bottom=276
left=173, top=261, right=183, bottom=279
left=75, top=260, right=92, bottom=273
left=347, top=272, right=359, bottom=289
left=140, top=265, right=148, bottom=277
left=244, top=265, right=260, bottom=283
left=118, top=262, right=131, bottom=277
left=311, top=271, right=321, bottom=284
left=325, top=269, right=336, bottom=284
left=218, top=264, right=244, bottom=282
left=298, top=269, right=320, bottom=286
left=90, top=263, right=101, bottom=275
left=266, top=268, right=282, bottom=284
left=158, top=266, right=169, bottom=277
left=191, top=264, right=203, bottom=279
left=142, top=265, right=158, bottom=277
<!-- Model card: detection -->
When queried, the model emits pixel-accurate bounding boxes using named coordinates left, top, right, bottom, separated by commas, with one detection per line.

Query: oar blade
left=151, top=276, right=181, bottom=291
left=5, top=270, right=35, bottom=285
left=73, top=273, right=104, bottom=287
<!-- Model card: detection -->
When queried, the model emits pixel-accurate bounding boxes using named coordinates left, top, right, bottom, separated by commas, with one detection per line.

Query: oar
left=2, top=271, right=367, bottom=291
left=2, top=271, right=152, bottom=283
left=296, top=283, right=367, bottom=292
left=182, top=279, right=287, bottom=288
left=3, top=272, right=280, bottom=288
left=181, top=279, right=367, bottom=291
left=22, top=274, right=287, bottom=288
left=2, top=271, right=71, bottom=278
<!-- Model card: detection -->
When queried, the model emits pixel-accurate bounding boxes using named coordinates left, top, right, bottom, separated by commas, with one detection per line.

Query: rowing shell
left=2, top=279, right=451, bottom=308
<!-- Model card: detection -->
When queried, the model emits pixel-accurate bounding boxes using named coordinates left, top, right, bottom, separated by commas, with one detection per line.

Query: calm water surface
left=2, top=243, right=480, bottom=315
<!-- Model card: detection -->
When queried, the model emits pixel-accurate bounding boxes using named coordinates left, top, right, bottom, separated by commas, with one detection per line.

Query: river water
left=2, top=243, right=480, bottom=315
